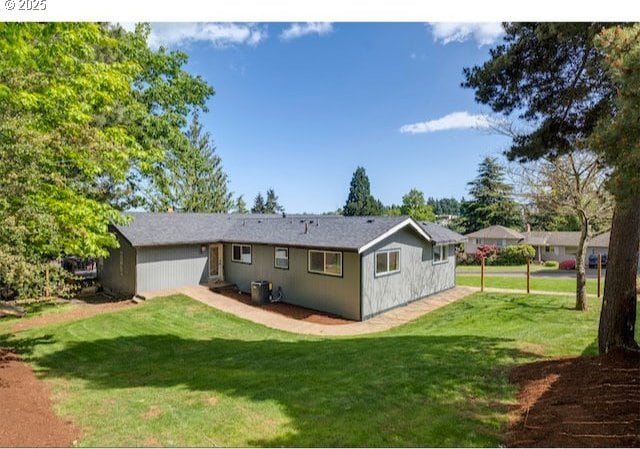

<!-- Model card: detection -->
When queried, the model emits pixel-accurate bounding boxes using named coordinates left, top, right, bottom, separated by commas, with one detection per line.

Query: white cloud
left=429, top=22, right=504, bottom=46
left=141, top=23, right=267, bottom=49
left=400, top=111, right=496, bottom=134
left=280, top=22, right=333, bottom=41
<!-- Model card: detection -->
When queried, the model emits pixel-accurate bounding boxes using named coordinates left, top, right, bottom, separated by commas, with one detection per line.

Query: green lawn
left=456, top=264, right=556, bottom=273
left=0, top=300, right=76, bottom=333
left=0, top=293, right=602, bottom=447
left=456, top=274, right=601, bottom=295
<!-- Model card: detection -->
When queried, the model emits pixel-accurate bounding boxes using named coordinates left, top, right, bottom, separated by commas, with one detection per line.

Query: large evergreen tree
left=147, top=111, right=232, bottom=213
left=463, top=22, right=638, bottom=352
left=234, top=195, right=248, bottom=214
left=460, top=157, right=522, bottom=232
left=590, top=24, right=640, bottom=353
left=264, top=188, right=284, bottom=214
left=251, top=193, right=266, bottom=214
left=343, top=167, right=382, bottom=216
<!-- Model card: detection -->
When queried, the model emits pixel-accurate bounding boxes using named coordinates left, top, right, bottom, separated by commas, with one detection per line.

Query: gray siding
left=361, top=228, right=456, bottom=319
left=223, top=243, right=361, bottom=320
left=99, top=233, right=137, bottom=297
left=136, top=244, right=209, bottom=293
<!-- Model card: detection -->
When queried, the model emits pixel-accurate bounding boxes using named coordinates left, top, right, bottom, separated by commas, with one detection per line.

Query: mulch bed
left=507, top=349, right=640, bottom=447
left=0, top=348, right=80, bottom=447
left=217, top=289, right=352, bottom=325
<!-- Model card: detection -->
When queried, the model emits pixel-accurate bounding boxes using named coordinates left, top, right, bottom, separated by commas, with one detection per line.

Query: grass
left=0, top=292, right=604, bottom=447
left=456, top=274, right=602, bottom=295
left=0, top=300, right=76, bottom=333
left=456, top=264, right=557, bottom=273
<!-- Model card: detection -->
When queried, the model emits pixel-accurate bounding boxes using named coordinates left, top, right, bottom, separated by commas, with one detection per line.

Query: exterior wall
left=223, top=243, right=361, bottom=320
left=99, top=233, right=137, bottom=297
left=361, top=228, right=456, bottom=319
left=464, top=237, right=520, bottom=254
left=136, top=244, right=209, bottom=293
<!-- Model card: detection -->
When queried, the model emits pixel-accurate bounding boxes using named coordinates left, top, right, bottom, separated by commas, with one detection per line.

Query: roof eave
left=357, top=218, right=432, bottom=254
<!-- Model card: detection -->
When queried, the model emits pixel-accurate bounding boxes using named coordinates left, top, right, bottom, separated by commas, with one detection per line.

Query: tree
left=0, top=21, right=212, bottom=301
left=265, top=188, right=284, bottom=214
left=590, top=25, right=640, bottom=353
left=463, top=22, right=638, bottom=352
left=400, top=189, right=436, bottom=222
left=343, top=167, right=383, bottom=216
left=515, top=151, right=612, bottom=310
left=147, top=111, right=232, bottom=213
left=460, top=157, right=522, bottom=232
left=251, top=193, right=266, bottom=214
left=234, top=195, right=248, bottom=214
left=427, top=197, right=462, bottom=216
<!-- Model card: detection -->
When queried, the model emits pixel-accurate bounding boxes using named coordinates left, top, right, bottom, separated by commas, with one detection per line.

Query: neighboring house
left=464, top=225, right=525, bottom=254
left=100, top=213, right=465, bottom=321
left=464, top=225, right=632, bottom=264
left=522, top=231, right=582, bottom=262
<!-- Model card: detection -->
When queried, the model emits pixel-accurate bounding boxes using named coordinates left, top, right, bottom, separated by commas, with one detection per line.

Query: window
left=433, top=244, right=447, bottom=264
left=274, top=247, right=289, bottom=269
left=232, top=244, right=252, bottom=264
left=308, top=250, right=342, bottom=276
left=375, top=249, right=400, bottom=276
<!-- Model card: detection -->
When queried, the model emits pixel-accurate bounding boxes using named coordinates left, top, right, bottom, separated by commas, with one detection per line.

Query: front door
left=209, top=244, right=224, bottom=281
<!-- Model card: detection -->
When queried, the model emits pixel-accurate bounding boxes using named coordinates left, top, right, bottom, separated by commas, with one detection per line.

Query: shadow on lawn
left=5, top=333, right=538, bottom=447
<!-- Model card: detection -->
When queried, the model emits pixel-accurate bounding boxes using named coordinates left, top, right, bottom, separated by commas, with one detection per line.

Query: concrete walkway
left=143, top=285, right=476, bottom=336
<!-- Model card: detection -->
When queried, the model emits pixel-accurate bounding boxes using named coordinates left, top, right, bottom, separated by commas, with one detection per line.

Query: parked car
left=588, top=254, right=607, bottom=269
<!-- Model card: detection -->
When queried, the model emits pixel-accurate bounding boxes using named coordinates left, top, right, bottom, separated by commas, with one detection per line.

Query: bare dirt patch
left=218, top=289, right=352, bottom=325
left=9, top=300, right=136, bottom=333
left=143, top=404, right=162, bottom=421
left=507, top=349, right=640, bottom=447
left=0, top=348, right=80, bottom=447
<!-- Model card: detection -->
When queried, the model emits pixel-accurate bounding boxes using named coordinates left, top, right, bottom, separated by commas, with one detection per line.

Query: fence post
left=597, top=254, right=602, bottom=298
left=480, top=256, right=485, bottom=293
left=526, top=257, right=531, bottom=294
left=44, top=265, right=50, bottom=299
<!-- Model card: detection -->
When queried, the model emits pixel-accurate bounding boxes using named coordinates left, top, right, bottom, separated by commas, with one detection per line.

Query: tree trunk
left=598, top=193, right=640, bottom=354
left=575, top=213, right=590, bottom=311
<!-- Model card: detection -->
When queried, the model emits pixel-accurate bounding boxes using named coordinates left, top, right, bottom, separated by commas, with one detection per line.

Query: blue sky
left=139, top=22, right=513, bottom=213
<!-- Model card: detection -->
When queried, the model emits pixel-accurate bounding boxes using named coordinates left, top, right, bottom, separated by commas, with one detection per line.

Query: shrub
left=475, top=244, right=499, bottom=265
left=544, top=260, right=559, bottom=268
left=0, top=246, right=77, bottom=301
left=496, top=244, right=536, bottom=265
left=559, top=259, right=576, bottom=270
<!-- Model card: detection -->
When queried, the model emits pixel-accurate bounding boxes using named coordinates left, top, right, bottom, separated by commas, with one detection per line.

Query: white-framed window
left=433, top=244, right=447, bottom=264
left=274, top=247, right=289, bottom=270
left=308, top=250, right=343, bottom=277
left=375, top=249, right=401, bottom=276
left=231, top=244, right=252, bottom=264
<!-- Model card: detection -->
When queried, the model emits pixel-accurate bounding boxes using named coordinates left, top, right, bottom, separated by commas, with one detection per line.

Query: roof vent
left=258, top=219, right=262, bottom=223
left=282, top=212, right=286, bottom=218
left=309, top=220, right=314, bottom=224
left=300, top=219, right=305, bottom=223
left=367, top=218, right=375, bottom=223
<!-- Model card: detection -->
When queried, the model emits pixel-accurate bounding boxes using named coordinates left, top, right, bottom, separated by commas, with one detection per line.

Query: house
left=464, top=225, right=626, bottom=264
left=99, top=213, right=465, bottom=321
left=463, top=225, right=525, bottom=254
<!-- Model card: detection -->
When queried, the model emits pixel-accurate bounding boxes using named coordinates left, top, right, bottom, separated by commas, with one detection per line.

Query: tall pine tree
left=251, top=193, right=266, bottom=213
left=463, top=22, right=639, bottom=352
left=460, top=157, right=522, bottom=232
left=265, top=188, right=284, bottom=213
left=148, top=111, right=232, bottom=213
left=343, top=167, right=382, bottom=216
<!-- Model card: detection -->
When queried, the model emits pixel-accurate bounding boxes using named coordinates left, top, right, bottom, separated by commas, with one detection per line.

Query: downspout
left=359, top=252, right=364, bottom=321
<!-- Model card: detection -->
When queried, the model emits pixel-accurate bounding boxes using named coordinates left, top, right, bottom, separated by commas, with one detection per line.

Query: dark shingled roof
left=113, top=213, right=464, bottom=250
left=419, top=221, right=466, bottom=244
